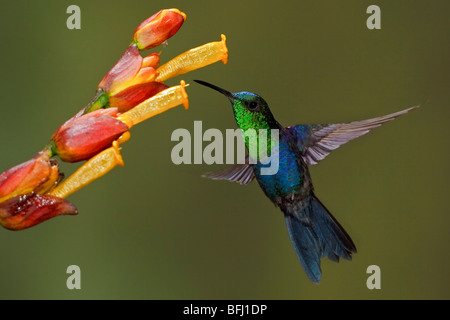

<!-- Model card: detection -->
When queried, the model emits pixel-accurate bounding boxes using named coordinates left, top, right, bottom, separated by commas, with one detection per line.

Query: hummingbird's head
left=194, top=80, right=278, bottom=131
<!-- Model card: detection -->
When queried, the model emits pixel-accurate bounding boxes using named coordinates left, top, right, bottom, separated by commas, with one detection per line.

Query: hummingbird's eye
left=247, top=100, right=259, bottom=111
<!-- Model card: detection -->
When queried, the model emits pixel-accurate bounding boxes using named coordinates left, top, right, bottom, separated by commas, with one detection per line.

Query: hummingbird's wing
left=202, top=158, right=255, bottom=185
left=287, top=106, right=418, bottom=166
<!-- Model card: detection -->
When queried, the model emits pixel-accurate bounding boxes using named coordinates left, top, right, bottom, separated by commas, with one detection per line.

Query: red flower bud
left=133, top=9, right=186, bottom=51
left=109, top=82, right=168, bottom=111
left=51, top=108, right=129, bottom=163
left=0, top=151, right=60, bottom=203
left=0, top=194, right=77, bottom=231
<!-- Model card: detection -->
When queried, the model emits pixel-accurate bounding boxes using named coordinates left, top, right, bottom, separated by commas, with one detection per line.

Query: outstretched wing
left=202, top=161, right=255, bottom=185
left=286, top=106, right=418, bottom=166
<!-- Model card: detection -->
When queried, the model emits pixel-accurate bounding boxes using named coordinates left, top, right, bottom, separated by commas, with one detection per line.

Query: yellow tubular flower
left=49, top=141, right=124, bottom=199
left=155, top=34, right=228, bottom=83
left=0, top=7, right=229, bottom=231
left=118, top=80, right=189, bottom=127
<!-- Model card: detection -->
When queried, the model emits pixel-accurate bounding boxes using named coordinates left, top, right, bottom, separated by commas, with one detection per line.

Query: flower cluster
left=0, top=8, right=228, bottom=230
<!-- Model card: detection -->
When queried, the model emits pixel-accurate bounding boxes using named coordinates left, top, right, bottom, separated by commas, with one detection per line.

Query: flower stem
left=82, top=89, right=110, bottom=115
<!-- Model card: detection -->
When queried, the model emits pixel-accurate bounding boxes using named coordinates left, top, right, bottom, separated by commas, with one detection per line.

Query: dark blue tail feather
left=285, top=214, right=322, bottom=283
left=284, top=194, right=356, bottom=283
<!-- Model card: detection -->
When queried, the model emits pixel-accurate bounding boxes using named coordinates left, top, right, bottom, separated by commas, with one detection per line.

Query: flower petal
left=109, top=82, right=169, bottom=112
left=52, top=108, right=129, bottom=163
left=110, top=67, right=157, bottom=95
left=49, top=141, right=124, bottom=200
left=142, top=53, right=160, bottom=68
left=0, top=194, right=77, bottom=231
left=133, top=9, right=186, bottom=50
left=98, top=45, right=142, bottom=92
left=0, top=151, right=56, bottom=203
left=155, top=34, right=228, bottom=82
left=117, top=80, right=188, bottom=126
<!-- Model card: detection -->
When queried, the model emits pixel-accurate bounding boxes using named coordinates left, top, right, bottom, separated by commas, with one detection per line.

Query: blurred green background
left=0, top=0, right=448, bottom=300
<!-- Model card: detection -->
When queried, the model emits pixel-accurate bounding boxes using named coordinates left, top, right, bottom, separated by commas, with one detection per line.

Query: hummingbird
left=194, top=79, right=418, bottom=283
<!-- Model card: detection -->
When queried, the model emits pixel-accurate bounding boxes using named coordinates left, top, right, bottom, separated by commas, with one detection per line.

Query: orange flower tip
left=0, top=194, right=77, bottom=231
left=117, top=131, right=131, bottom=146
left=142, top=53, right=160, bottom=68
left=112, top=141, right=125, bottom=167
left=133, top=9, right=186, bottom=51
left=169, top=8, right=187, bottom=21
left=180, top=80, right=189, bottom=110
left=220, top=34, right=228, bottom=64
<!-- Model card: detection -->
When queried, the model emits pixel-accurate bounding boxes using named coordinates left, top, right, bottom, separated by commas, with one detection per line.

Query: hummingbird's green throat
left=194, top=80, right=279, bottom=160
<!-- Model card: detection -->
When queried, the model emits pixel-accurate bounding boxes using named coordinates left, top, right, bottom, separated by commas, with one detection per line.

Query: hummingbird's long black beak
left=194, top=80, right=234, bottom=102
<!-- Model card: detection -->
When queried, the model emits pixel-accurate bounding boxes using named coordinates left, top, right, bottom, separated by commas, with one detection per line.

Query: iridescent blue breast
left=253, top=137, right=306, bottom=201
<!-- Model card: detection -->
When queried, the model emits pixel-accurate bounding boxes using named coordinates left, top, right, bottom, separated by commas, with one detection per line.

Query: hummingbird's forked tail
left=284, top=194, right=356, bottom=283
